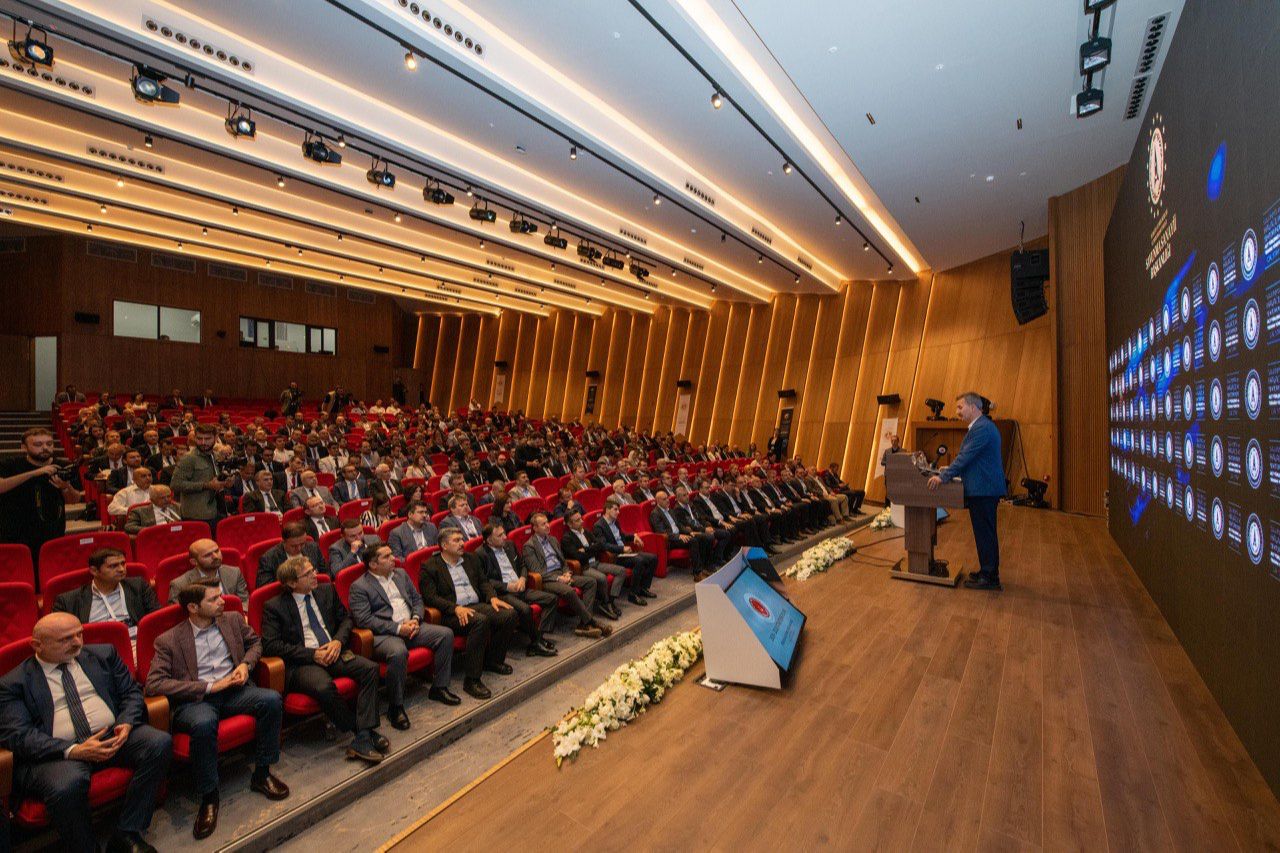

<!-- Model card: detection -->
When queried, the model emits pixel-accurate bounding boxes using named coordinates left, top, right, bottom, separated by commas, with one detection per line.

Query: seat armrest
left=527, top=572, right=542, bottom=590
left=0, top=747, right=12, bottom=800
left=425, top=607, right=443, bottom=625
left=565, top=559, right=581, bottom=575
left=144, top=695, right=169, bottom=731
left=638, top=531, right=666, bottom=557
left=256, top=657, right=286, bottom=693
left=350, top=628, right=374, bottom=659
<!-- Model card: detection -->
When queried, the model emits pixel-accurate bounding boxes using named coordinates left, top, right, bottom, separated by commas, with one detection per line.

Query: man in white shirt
left=51, top=549, right=159, bottom=651
left=348, top=544, right=460, bottom=728
left=438, top=494, right=483, bottom=540
left=0, top=612, right=172, bottom=852
left=107, top=466, right=154, bottom=517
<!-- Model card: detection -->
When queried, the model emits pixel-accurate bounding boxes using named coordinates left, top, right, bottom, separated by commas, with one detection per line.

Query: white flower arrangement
left=868, top=506, right=895, bottom=531
left=552, top=628, right=703, bottom=766
left=781, top=534, right=856, bottom=581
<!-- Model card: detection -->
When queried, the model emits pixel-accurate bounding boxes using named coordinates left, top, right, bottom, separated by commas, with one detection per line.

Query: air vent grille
left=796, top=256, right=813, bottom=271
left=681, top=257, right=705, bottom=271
left=684, top=181, right=716, bottom=206
left=305, top=281, right=337, bottom=297
left=0, top=160, right=64, bottom=182
left=86, top=241, right=137, bottom=262
left=553, top=278, right=578, bottom=289
left=143, top=17, right=256, bottom=74
left=515, top=286, right=540, bottom=297
left=347, top=289, right=376, bottom=304
left=485, top=258, right=515, bottom=273
left=751, top=226, right=773, bottom=246
left=152, top=252, right=196, bottom=273
left=258, top=272, right=294, bottom=290
left=1135, top=14, right=1169, bottom=76
left=1124, top=76, right=1151, bottom=120
left=87, top=145, right=164, bottom=175
left=619, top=227, right=648, bottom=245
left=207, top=262, right=247, bottom=282
left=0, top=188, right=48, bottom=206
left=395, top=1, right=486, bottom=58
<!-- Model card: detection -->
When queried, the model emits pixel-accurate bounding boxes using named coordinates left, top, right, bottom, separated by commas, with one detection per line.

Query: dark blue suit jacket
left=939, top=415, right=1006, bottom=497
left=0, top=645, right=145, bottom=763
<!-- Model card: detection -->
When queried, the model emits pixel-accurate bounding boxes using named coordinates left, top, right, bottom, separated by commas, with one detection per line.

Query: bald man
left=0, top=613, right=171, bottom=853
left=167, top=539, right=250, bottom=608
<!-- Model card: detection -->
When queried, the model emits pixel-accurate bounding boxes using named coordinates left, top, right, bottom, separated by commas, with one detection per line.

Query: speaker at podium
left=883, top=453, right=966, bottom=586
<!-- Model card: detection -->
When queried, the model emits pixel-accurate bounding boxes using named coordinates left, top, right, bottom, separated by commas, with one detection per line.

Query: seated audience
left=145, top=582, right=289, bottom=838
left=290, top=470, right=337, bottom=509
left=361, top=495, right=395, bottom=529
left=389, top=500, right=439, bottom=559
left=438, top=494, right=483, bottom=540
left=261, top=556, right=385, bottom=763
left=368, top=464, right=403, bottom=503
left=107, top=449, right=145, bottom=494
left=348, top=543, right=460, bottom=728
left=521, top=512, right=611, bottom=639
left=124, top=484, right=183, bottom=534
left=328, top=519, right=383, bottom=573
left=675, top=485, right=733, bottom=569
left=479, top=524, right=558, bottom=656
left=649, top=490, right=713, bottom=576
left=108, top=466, right=154, bottom=518
left=242, top=468, right=287, bottom=515
left=559, top=509, right=625, bottom=620
left=256, top=522, right=325, bottom=590
left=334, top=464, right=368, bottom=503
left=168, top=539, right=250, bottom=608
left=301, top=494, right=338, bottom=541
left=52, top=548, right=159, bottom=649
left=595, top=498, right=657, bottom=606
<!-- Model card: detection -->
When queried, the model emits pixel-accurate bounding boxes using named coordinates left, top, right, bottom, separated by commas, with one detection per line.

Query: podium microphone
left=932, top=443, right=949, bottom=467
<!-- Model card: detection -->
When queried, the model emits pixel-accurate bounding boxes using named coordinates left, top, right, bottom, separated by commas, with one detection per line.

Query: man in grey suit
left=521, top=512, right=609, bottom=639
left=347, top=544, right=460, bottom=729
left=256, top=522, right=325, bottom=589
left=170, top=423, right=227, bottom=528
left=123, top=484, right=184, bottom=535
left=328, top=519, right=383, bottom=574
left=289, top=470, right=337, bottom=510
left=437, top=494, right=483, bottom=540
left=388, top=500, right=438, bottom=559
left=167, top=538, right=250, bottom=609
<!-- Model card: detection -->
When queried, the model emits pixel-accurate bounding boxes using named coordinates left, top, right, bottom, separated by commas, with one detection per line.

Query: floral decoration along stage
left=868, top=506, right=895, bottom=531
left=552, top=628, right=703, bottom=766
left=780, top=535, right=857, bottom=582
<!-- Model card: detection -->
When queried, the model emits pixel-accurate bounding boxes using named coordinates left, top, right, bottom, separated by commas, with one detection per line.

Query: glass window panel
left=113, top=301, right=157, bottom=340
left=308, top=327, right=323, bottom=353
left=239, top=317, right=256, bottom=345
left=323, top=328, right=336, bottom=355
left=159, top=306, right=200, bottom=343
left=274, top=321, right=305, bottom=353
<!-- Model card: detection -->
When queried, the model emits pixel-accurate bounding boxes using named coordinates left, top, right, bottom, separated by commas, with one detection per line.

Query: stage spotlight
left=924, top=398, right=946, bottom=420
left=509, top=215, right=538, bottom=234
left=131, top=65, right=180, bottom=104
left=336, top=134, right=347, bottom=149
left=424, top=183, right=455, bottom=205
left=225, top=108, right=256, bottom=138
left=652, top=194, right=661, bottom=206
left=8, top=25, right=53, bottom=67
left=1076, top=87, right=1104, bottom=117
left=404, top=51, right=418, bottom=71
left=1083, top=0, right=1116, bottom=11
left=276, top=175, right=285, bottom=188
left=630, top=263, right=650, bottom=280
left=834, top=214, right=842, bottom=225
left=1079, top=36, right=1111, bottom=74
left=1016, top=477, right=1050, bottom=508
left=366, top=158, right=396, bottom=188
left=862, top=241, right=869, bottom=251
left=569, top=145, right=578, bottom=160
left=544, top=230, right=568, bottom=250
left=576, top=242, right=602, bottom=261
left=469, top=201, right=496, bottom=223
left=302, top=134, right=342, bottom=164
left=782, top=162, right=793, bottom=174
left=602, top=254, right=624, bottom=270
left=711, top=91, right=723, bottom=109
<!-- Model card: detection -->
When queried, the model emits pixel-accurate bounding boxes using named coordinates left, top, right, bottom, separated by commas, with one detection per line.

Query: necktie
left=58, top=663, right=94, bottom=742
left=309, top=488, right=317, bottom=498
left=264, top=492, right=277, bottom=511
left=303, top=595, right=331, bottom=646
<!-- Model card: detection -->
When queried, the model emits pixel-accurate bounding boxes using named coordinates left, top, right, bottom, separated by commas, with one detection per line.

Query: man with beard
left=0, top=428, right=81, bottom=568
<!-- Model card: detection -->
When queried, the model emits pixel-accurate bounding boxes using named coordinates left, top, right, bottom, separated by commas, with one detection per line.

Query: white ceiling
left=0, top=0, right=1182, bottom=311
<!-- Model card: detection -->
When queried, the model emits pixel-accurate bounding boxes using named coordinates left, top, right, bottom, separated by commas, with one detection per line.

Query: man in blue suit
left=928, top=392, right=1006, bottom=590
left=0, top=612, right=172, bottom=853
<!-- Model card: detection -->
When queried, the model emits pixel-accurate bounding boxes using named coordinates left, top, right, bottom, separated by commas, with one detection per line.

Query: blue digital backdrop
left=1103, top=0, right=1280, bottom=795
left=723, top=566, right=805, bottom=671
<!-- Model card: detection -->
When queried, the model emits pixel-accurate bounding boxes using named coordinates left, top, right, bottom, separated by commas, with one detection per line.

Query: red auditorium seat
left=0, top=544, right=35, bottom=589
left=247, top=580, right=358, bottom=719
left=82, top=620, right=136, bottom=676
left=38, top=530, right=132, bottom=589
left=40, top=564, right=152, bottom=616
left=507, top=525, right=532, bottom=553
left=532, top=477, right=560, bottom=500
left=403, top=546, right=440, bottom=583
left=431, top=510, right=451, bottom=527
left=318, top=528, right=345, bottom=555
left=133, top=520, right=211, bottom=574
left=136, top=605, right=258, bottom=764
left=333, top=565, right=435, bottom=683
left=0, top=584, right=38, bottom=647
left=216, top=513, right=282, bottom=561
left=338, top=499, right=371, bottom=521
left=617, top=504, right=672, bottom=578
left=243, top=539, right=282, bottom=593
left=573, top=489, right=604, bottom=515
left=376, top=518, right=405, bottom=541
left=390, top=494, right=407, bottom=515
left=281, top=507, right=306, bottom=525
left=511, top=497, right=545, bottom=523
left=474, top=504, right=493, bottom=525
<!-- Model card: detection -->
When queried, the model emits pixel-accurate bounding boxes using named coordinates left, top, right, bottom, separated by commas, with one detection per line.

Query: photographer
left=0, top=427, right=82, bottom=567
left=170, top=423, right=228, bottom=532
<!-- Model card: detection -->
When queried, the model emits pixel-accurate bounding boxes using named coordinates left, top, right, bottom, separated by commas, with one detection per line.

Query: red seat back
left=511, top=497, right=545, bottom=522
left=619, top=503, right=650, bottom=534
left=247, top=576, right=329, bottom=633
left=133, top=520, right=210, bottom=573
left=403, top=546, right=440, bottom=580
left=135, top=604, right=187, bottom=683
left=376, top=518, right=405, bottom=541
left=216, top=513, right=282, bottom=559
left=281, top=507, right=305, bottom=525
left=319, top=528, right=345, bottom=554
left=338, top=499, right=371, bottom=521
left=0, top=636, right=33, bottom=677
left=0, top=584, right=38, bottom=648
left=0, top=544, right=35, bottom=589
left=83, top=621, right=136, bottom=677
left=507, top=525, right=532, bottom=552
left=532, top=477, right=560, bottom=499
left=335, top=565, right=363, bottom=606
left=38, top=531, right=132, bottom=589
left=474, top=504, right=493, bottom=524
left=549, top=517, right=565, bottom=540
left=244, top=539, right=282, bottom=592
left=573, top=489, right=604, bottom=514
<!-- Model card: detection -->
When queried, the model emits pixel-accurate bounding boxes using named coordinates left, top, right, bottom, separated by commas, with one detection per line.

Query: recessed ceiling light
left=404, top=51, right=418, bottom=71
left=827, top=46, right=838, bottom=54
left=711, top=91, right=723, bottom=109
left=986, top=175, right=995, bottom=182
left=612, top=31, right=621, bottom=39
left=690, top=228, right=697, bottom=234
left=653, top=194, right=661, bottom=205
left=935, top=63, right=944, bottom=71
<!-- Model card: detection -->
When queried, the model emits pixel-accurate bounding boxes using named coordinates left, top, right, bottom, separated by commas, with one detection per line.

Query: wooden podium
left=884, top=454, right=966, bottom=586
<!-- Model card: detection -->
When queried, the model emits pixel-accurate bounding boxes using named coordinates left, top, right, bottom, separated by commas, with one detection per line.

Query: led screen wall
left=1104, top=0, right=1280, bottom=793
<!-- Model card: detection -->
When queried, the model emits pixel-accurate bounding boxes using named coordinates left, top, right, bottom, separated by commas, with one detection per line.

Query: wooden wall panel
left=509, top=314, right=537, bottom=413
left=729, top=303, right=772, bottom=447
left=604, top=312, right=637, bottom=426
left=793, top=294, right=843, bottom=462
left=1052, top=166, right=1123, bottom=515
left=0, top=334, right=33, bottom=410
left=652, top=308, right=689, bottom=432
left=430, top=316, right=459, bottom=408
left=708, top=303, right=751, bottom=444
left=489, top=311, right=518, bottom=408
left=414, top=315, right=439, bottom=373
left=689, top=301, right=731, bottom=444
left=584, top=310, right=614, bottom=422
left=777, top=295, right=823, bottom=458
left=469, top=315, right=498, bottom=407
left=843, top=282, right=900, bottom=489
left=450, top=315, right=481, bottom=412
left=749, top=295, right=796, bottom=445
left=634, top=308, right=669, bottom=432
left=525, top=316, right=555, bottom=416
left=561, top=315, right=593, bottom=420
left=675, top=310, right=709, bottom=438
left=817, top=285, right=873, bottom=465
left=537, top=311, right=572, bottom=418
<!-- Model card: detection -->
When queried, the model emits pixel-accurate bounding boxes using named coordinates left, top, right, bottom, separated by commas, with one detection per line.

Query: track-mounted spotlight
left=404, top=51, right=418, bottom=70
left=569, top=145, right=578, bottom=160
left=509, top=215, right=538, bottom=234
left=424, top=181, right=455, bottom=205
left=366, top=157, right=396, bottom=188
left=544, top=229, right=568, bottom=250
left=8, top=24, right=52, bottom=67
left=302, top=133, right=342, bottom=164
left=711, top=91, right=723, bottom=109
left=276, top=175, right=285, bottom=188
left=576, top=242, right=602, bottom=261
left=1080, top=36, right=1111, bottom=74
left=1076, top=87, right=1104, bottom=118
left=225, top=105, right=256, bottom=138
left=469, top=200, right=496, bottom=223
left=653, top=194, right=661, bottom=205
left=782, top=162, right=793, bottom=174
left=602, top=254, right=624, bottom=270
left=131, top=65, right=179, bottom=104
left=144, top=134, right=154, bottom=148
left=629, top=263, right=650, bottom=280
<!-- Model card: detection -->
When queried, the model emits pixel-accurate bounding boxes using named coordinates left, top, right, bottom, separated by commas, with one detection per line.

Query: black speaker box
left=73, top=311, right=100, bottom=325
left=1011, top=249, right=1049, bottom=324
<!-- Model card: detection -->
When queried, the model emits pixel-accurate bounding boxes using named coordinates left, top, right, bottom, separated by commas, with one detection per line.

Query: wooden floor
left=389, top=507, right=1280, bottom=852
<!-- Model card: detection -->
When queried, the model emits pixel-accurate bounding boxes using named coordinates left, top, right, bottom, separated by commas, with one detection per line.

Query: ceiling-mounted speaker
left=876, top=393, right=901, bottom=405
left=676, top=379, right=693, bottom=389
left=777, top=388, right=796, bottom=399
left=1011, top=249, right=1050, bottom=325
left=74, top=311, right=100, bottom=325
left=584, top=369, right=601, bottom=379
left=494, top=360, right=508, bottom=369
left=372, top=344, right=390, bottom=354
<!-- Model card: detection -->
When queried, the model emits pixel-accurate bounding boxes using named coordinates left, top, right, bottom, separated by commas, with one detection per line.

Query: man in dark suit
left=478, top=524, right=559, bottom=656
left=712, top=481, right=773, bottom=550
left=388, top=501, right=439, bottom=560
left=260, top=556, right=385, bottom=762
left=675, top=485, right=733, bottom=567
left=52, top=548, right=159, bottom=646
left=327, top=519, right=383, bottom=574
left=0, top=612, right=172, bottom=853
left=334, top=464, right=369, bottom=503
left=123, top=484, right=184, bottom=535
left=418, top=529, right=517, bottom=700
left=348, top=544, right=460, bottom=728
left=438, top=494, right=484, bottom=540
left=300, top=495, right=339, bottom=541
left=743, top=476, right=800, bottom=541
left=145, top=582, right=289, bottom=838
left=107, top=448, right=144, bottom=493
left=822, top=463, right=865, bottom=514
left=367, top=464, right=403, bottom=504
left=256, top=522, right=326, bottom=590
left=929, top=392, right=1007, bottom=590
left=559, top=510, right=624, bottom=620
left=242, top=468, right=287, bottom=515
left=225, top=461, right=260, bottom=509
left=594, top=499, right=657, bottom=605
left=649, top=490, right=711, bottom=574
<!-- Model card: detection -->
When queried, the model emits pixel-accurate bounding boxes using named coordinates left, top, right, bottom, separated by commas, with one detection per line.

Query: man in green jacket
left=170, top=423, right=227, bottom=531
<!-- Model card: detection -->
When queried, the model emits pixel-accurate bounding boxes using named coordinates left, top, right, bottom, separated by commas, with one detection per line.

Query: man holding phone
left=0, top=427, right=82, bottom=570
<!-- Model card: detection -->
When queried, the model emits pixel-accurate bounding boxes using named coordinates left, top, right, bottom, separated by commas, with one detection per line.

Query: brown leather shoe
left=249, top=772, right=290, bottom=801
left=193, top=799, right=218, bottom=839
left=592, top=622, right=613, bottom=638
left=574, top=624, right=603, bottom=638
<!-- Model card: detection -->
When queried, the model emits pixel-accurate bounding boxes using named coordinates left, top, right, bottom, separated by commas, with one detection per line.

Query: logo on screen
left=1208, top=321, right=1222, bottom=362
left=1147, top=119, right=1168, bottom=216
left=1211, top=435, right=1224, bottom=476
left=1212, top=498, right=1225, bottom=539
left=1180, top=289, right=1191, bottom=324
left=1246, top=439, right=1264, bottom=489
left=1244, top=299, right=1261, bottom=349
left=1162, top=304, right=1171, bottom=335
left=1246, top=514, right=1264, bottom=565
left=1184, top=486, right=1195, bottom=520
left=1207, top=263, right=1220, bottom=304
left=1181, top=336, right=1192, bottom=371
left=1183, top=386, right=1194, bottom=420
left=747, top=597, right=771, bottom=619
left=1246, top=370, right=1262, bottom=419
left=1241, top=229, right=1259, bottom=282
left=1163, top=348, right=1172, bottom=378
left=1210, top=380, right=1223, bottom=419
left=1165, top=431, right=1174, bottom=461
left=1163, top=391, right=1173, bottom=421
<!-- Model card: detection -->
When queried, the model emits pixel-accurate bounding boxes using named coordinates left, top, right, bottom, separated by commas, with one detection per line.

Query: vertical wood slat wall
left=414, top=168, right=1117, bottom=511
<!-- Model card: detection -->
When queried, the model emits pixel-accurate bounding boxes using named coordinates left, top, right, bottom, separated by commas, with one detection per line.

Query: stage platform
left=381, top=506, right=1280, bottom=852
